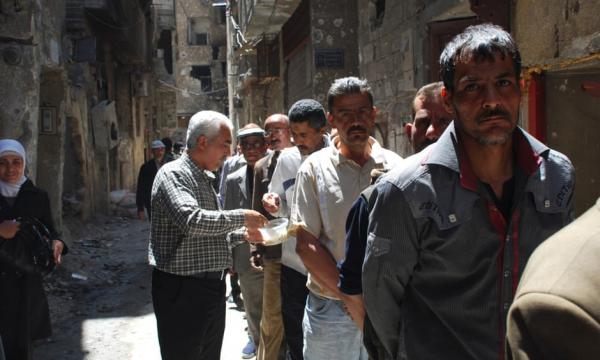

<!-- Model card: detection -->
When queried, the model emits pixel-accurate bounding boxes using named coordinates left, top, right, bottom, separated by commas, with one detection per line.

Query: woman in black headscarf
left=0, top=139, right=67, bottom=360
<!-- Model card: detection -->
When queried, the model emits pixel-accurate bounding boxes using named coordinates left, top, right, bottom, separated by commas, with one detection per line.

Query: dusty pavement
left=33, top=215, right=252, bottom=360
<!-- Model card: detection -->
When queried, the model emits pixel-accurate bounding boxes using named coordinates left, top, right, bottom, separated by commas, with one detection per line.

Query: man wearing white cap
left=136, top=139, right=165, bottom=220
left=223, top=123, right=269, bottom=359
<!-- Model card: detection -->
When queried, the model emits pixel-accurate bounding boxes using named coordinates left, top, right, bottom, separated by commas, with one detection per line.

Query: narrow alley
left=1, top=1, right=599, bottom=360
left=33, top=215, right=249, bottom=360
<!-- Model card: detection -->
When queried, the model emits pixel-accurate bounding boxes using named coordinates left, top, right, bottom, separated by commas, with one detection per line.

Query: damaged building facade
left=227, top=0, right=599, bottom=214
left=173, top=0, right=229, bottom=139
left=0, top=0, right=178, bottom=225
left=226, top=0, right=360, bottom=129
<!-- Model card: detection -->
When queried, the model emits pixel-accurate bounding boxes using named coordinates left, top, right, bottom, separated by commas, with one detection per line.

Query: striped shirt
left=148, top=153, right=246, bottom=275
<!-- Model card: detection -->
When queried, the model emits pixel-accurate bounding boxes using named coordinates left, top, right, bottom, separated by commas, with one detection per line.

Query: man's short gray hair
left=186, top=110, right=233, bottom=149
left=327, top=77, right=373, bottom=112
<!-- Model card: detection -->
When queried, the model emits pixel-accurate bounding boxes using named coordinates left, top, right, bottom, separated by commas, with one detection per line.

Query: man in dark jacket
left=136, top=140, right=165, bottom=220
left=361, top=24, right=575, bottom=359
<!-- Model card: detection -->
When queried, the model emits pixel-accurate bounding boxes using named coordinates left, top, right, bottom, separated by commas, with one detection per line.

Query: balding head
left=264, top=113, right=292, bottom=150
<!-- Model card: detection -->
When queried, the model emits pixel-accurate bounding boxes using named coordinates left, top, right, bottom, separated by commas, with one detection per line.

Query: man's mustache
left=348, top=125, right=367, bottom=133
left=477, top=108, right=510, bottom=123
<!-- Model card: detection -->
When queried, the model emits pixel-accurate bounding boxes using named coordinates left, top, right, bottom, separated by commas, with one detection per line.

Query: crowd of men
left=143, top=24, right=600, bottom=360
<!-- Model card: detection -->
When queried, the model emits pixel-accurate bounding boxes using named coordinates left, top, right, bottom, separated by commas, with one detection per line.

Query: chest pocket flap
left=403, top=175, right=479, bottom=231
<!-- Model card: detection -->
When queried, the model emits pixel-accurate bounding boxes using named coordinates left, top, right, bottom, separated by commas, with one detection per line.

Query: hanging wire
left=229, top=14, right=247, bottom=48
left=158, top=79, right=227, bottom=96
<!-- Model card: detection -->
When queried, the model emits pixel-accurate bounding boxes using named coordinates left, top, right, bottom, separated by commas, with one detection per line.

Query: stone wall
left=0, top=0, right=68, bottom=223
left=310, top=0, right=360, bottom=105
left=239, top=79, right=286, bottom=126
left=356, top=0, right=474, bottom=157
left=175, top=0, right=228, bottom=115
left=514, top=0, right=600, bottom=214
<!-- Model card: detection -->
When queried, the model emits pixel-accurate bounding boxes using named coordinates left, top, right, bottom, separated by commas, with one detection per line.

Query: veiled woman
left=0, top=139, right=66, bottom=360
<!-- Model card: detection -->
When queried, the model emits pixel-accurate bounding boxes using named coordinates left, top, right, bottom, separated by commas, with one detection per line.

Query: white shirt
left=291, top=137, right=403, bottom=298
left=268, top=146, right=306, bottom=274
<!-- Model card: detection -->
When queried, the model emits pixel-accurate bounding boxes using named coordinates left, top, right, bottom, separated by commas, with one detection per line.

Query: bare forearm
left=296, top=228, right=342, bottom=297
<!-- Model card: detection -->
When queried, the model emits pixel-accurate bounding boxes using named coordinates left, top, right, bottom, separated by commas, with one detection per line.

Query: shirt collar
left=181, top=153, right=215, bottom=181
left=329, top=136, right=387, bottom=167
left=425, top=121, right=549, bottom=191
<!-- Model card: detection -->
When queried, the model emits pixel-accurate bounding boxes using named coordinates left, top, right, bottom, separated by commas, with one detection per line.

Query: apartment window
left=370, top=0, right=385, bottom=28
left=191, top=65, right=212, bottom=91
left=188, top=18, right=210, bottom=46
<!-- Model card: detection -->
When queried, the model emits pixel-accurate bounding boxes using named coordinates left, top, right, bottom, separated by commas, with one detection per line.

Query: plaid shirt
left=148, top=153, right=246, bottom=275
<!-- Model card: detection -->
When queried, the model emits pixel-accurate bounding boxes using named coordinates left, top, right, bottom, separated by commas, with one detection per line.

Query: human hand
left=261, top=193, right=280, bottom=213
left=0, top=220, right=20, bottom=239
left=137, top=211, right=145, bottom=221
left=244, top=210, right=268, bottom=230
left=250, top=251, right=263, bottom=271
left=340, top=293, right=366, bottom=331
left=244, top=228, right=264, bottom=244
left=52, top=240, right=64, bottom=265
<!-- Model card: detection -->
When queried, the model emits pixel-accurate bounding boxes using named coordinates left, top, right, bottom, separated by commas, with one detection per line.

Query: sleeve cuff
left=288, top=222, right=319, bottom=239
left=227, top=227, right=246, bottom=247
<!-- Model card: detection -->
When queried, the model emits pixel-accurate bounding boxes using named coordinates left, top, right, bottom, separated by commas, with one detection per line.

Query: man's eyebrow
left=457, top=75, right=479, bottom=83
left=495, top=71, right=514, bottom=79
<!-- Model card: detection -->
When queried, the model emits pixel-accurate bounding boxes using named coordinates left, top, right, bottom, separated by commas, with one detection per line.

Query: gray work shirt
left=362, top=123, right=575, bottom=359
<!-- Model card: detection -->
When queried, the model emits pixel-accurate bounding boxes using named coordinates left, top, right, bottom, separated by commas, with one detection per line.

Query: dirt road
left=33, top=215, right=250, bottom=360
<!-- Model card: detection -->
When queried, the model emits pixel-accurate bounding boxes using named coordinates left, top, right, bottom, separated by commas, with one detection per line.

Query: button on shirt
left=291, top=137, right=402, bottom=299
left=148, top=153, right=246, bottom=275
left=361, top=124, right=575, bottom=359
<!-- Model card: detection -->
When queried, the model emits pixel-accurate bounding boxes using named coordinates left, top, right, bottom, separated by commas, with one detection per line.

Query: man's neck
left=337, top=140, right=372, bottom=167
left=187, top=151, right=207, bottom=170
left=461, top=135, right=514, bottom=198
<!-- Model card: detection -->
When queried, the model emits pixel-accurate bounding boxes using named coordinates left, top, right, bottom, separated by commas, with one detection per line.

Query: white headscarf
left=0, top=139, right=27, bottom=198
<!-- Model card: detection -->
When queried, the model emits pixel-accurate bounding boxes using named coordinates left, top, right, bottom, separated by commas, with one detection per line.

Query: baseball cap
left=151, top=140, right=166, bottom=149
left=237, top=127, right=265, bottom=139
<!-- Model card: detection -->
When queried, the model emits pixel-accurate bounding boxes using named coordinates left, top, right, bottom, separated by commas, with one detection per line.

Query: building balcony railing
left=238, top=0, right=302, bottom=40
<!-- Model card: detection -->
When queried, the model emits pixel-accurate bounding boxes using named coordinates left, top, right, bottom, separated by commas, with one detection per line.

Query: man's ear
left=441, top=87, right=454, bottom=114
left=196, top=135, right=208, bottom=150
left=404, top=123, right=413, bottom=141
left=519, top=78, right=525, bottom=92
left=326, top=112, right=335, bottom=128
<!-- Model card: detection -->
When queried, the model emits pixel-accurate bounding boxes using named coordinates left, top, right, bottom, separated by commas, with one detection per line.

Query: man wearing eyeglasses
left=251, top=113, right=294, bottom=360
left=223, top=123, right=269, bottom=359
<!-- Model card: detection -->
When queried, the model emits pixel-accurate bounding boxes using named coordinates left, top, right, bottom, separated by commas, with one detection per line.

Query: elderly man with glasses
left=223, top=123, right=270, bottom=359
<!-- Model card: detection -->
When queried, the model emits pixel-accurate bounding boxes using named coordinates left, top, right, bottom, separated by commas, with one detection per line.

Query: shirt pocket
left=367, top=232, right=391, bottom=257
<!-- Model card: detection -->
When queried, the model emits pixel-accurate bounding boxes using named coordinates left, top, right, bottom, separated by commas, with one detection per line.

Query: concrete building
left=173, top=0, right=229, bottom=138
left=227, top=0, right=360, bottom=130
left=225, top=0, right=599, bottom=214
left=0, top=0, right=176, bottom=225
